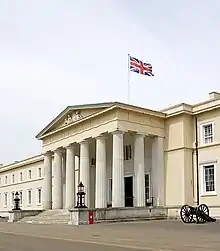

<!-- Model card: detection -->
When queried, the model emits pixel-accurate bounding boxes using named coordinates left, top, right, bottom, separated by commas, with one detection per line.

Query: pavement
left=0, top=220, right=219, bottom=250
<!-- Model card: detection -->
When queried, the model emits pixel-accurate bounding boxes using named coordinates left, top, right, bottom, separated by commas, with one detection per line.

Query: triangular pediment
left=36, top=102, right=116, bottom=139
left=36, top=101, right=166, bottom=140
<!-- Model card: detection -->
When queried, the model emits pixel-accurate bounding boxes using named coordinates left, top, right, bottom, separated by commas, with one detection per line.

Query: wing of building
left=0, top=92, right=220, bottom=218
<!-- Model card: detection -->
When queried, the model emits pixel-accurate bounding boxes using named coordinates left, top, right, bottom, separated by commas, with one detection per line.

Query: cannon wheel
left=198, top=204, right=209, bottom=215
left=196, top=204, right=209, bottom=223
left=180, top=205, right=194, bottom=223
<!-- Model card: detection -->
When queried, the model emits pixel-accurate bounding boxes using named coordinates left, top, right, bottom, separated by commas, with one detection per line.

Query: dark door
left=125, top=176, right=133, bottom=207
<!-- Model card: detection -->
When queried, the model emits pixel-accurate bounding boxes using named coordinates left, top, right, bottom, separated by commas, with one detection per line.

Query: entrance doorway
left=124, top=176, right=133, bottom=207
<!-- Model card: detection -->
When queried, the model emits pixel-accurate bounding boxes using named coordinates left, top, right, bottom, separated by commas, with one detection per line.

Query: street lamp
left=13, top=191, right=21, bottom=210
left=75, top=182, right=87, bottom=208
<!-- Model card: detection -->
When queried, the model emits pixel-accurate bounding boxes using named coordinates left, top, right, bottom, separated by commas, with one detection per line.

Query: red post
left=88, top=211, right=94, bottom=224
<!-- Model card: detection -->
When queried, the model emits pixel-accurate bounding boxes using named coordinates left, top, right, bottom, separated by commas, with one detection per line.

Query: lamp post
left=13, top=191, right=21, bottom=210
left=75, top=182, right=87, bottom=208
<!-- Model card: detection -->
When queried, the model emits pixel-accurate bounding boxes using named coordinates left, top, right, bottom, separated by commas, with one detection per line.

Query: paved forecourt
left=0, top=220, right=220, bottom=250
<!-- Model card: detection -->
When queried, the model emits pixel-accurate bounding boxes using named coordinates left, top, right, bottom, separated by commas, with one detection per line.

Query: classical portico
left=37, top=102, right=166, bottom=210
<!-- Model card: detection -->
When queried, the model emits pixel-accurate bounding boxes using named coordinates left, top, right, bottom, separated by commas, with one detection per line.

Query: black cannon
left=180, top=204, right=216, bottom=224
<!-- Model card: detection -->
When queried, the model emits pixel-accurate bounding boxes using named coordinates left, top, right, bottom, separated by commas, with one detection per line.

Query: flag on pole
left=129, top=56, right=154, bottom=76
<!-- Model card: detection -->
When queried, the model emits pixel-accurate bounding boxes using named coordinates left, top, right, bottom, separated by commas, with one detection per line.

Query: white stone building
left=1, top=92, right=220, bottom=219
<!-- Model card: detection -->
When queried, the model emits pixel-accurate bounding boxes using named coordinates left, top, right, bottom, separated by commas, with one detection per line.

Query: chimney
left=0, top=164, right=3, bottom=167
left=209, top=91, right=220, bottom=100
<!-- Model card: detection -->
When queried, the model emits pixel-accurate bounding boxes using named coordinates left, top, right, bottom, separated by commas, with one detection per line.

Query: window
left=108, top=179, right=112, bottom=202
left=145, top=174, right=151, bottom=206
left=20, top=172, right=23, bottom=181
left=12, top=174, right=15, bottom=183
left=28, top=190, right=32, bottom=205
left=38, top=168, right=42, bottom=178
left=124, top=145, right=132, bottom=160
left=91, top=158, right=96, bottom=166
left=4, top=193, right=7, bottom=206
left=201, top=164, right=216, bottom=195
left=0, top=178, right=1, bottom=186
left=11, top=192, right=15, bottom=204
left=28, top=170, right=32, bottom=179
left=201, top=122, right=214, bottom=145
left=19, top=191, right=23, bottom=205
left=5, top=176, right=7, bottom=185
left=37, top=188, right=42, bottom=204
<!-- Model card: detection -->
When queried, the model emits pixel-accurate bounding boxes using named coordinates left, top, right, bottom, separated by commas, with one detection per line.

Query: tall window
left=4, top=193, right=7, bottom=206
left=12, top=174, right=15, bottom=183
left=37, top=188, right=42, bottom=204
left=20, top=172, right=23, bottom=181
left=124, top=145, right=132, bottom=160
left=28, top=190, right=32, bottom=204
left=28, top=170, right=32, bottom=179
left=202, top=164, right=216, bottom=195
left=5, top=176, right=7, bottom=185
left=11, top=192, right=15, bottom=204
left=201, top=123, right=214, bottom=144
left=38, top=168, right=42, bottom=178
left=108, top=179, right=112, bottom=202
left=19, top=191, right=23, bottom=205
left=145, top=174, right=151, bottom=205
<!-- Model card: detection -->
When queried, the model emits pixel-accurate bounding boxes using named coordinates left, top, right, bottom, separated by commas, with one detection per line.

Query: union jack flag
left=129, top=56, right=154, bottom=76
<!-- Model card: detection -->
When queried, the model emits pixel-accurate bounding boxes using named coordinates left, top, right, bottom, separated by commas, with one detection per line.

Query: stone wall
left=69, top=206, right=167, bottom=225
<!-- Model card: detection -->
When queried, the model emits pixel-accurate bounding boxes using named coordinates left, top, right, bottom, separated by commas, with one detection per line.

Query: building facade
left=1, top=91, right=220, bottom=216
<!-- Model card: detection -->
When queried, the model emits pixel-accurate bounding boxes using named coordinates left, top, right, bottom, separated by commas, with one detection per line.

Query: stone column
left=53, top=149, right=63, bottom=209
left=134, top=134, right=145, bottom=207
left=65, top=145, right=75, bottom=209
left=112, top=131, right=125, bottom=207
left=62, top=152, right=66, bottom=208
left=152, top=136, right=165, bottom=206
left=43, top=151, right=53, bottom=210
left=79, top=140, right=90, bottom=207
left=95, top=135, right=107, bottom=208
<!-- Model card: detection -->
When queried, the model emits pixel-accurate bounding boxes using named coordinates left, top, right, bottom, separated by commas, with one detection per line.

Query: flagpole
left=127, top=54, right=131, bottom=104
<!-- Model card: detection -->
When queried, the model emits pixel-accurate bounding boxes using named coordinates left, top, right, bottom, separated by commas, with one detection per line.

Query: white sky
left=1, top=0, right=220, bottom=164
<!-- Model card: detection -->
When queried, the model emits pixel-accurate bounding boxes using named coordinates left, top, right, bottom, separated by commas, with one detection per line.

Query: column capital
left=111, top=130, right=125, bottom=135
left=44, top=151, right=53, bottom=157
left=79, top=139, right=89, bottom=145
left=134, top=133, right=146, bottom=139
left=54, top=148, right=63, bottom=156
left=95, top=134, right=107, bottom=140
left=66, top=144, right=76, bottom=150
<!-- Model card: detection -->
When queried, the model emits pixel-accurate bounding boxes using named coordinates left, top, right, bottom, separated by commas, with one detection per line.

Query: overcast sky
left=1, top=0, right=220, bottom=164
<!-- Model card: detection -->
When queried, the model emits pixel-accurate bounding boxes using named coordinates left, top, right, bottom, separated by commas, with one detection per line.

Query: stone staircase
left=18, top=209, right=70, bottom=225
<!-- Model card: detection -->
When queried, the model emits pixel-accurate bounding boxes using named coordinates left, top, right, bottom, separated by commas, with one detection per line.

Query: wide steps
left=18, top=209, right=70, bottom=224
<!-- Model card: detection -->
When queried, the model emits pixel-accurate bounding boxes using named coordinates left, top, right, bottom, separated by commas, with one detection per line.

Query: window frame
left=11, top=191, right=15, bottom=205
left=200, top=163, right=217, bottom=196
left=124, top=144, right=132, bottom=160
left=36, top=187, right=42, bottom=205
left=200, top=122, right=215, bottom=146
left=108, top=178, right=112, bottom=203
left=27, top=189, right=32, bottom=205
left=145, top=172, right=151, bottom=205
left=19, top=190, right=23, bottom=205
left=38, top=168, right=42, bottom=178
left=28, top=170, right=32, bottom=180
left=4, top=193, right=8, bottom=207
